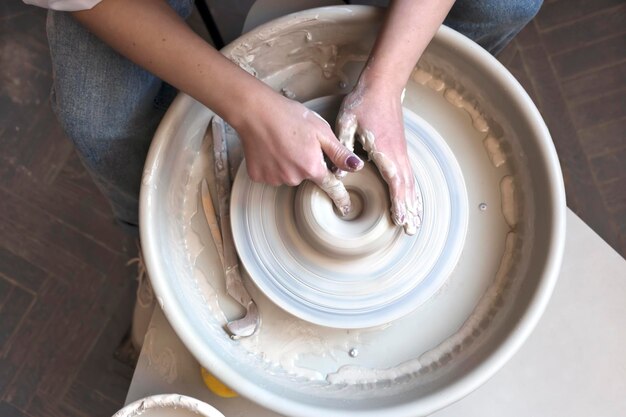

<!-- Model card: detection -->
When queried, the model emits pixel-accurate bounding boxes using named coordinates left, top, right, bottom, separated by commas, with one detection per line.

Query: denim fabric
left=47, top=0, right=541, bottom=235
left=46, top=0, right=193, bottom=234
left=445, top=0, right=543, bottom=55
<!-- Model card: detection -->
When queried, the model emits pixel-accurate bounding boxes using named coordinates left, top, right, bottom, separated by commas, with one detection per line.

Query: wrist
left=357, top=65, right=406, bottom=101
left=215, top=78, right=278, bottom=134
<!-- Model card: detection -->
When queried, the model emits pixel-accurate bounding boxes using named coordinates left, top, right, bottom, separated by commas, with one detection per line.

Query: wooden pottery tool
left=204, top=116, right=260, bottom=339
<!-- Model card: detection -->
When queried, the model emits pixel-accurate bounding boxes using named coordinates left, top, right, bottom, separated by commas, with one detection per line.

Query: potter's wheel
left=141, top=6, right=565, bottom=417
left=231, top=97, right=468, bottom=328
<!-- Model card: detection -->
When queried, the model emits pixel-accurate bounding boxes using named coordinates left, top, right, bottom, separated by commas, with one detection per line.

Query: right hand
left=233, top=94, right=364, bottom=216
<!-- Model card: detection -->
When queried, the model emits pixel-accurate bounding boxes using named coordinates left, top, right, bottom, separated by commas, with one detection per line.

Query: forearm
left=72, top=0, right=274, bottom=130
left=360, top=0, right=455, bottom=95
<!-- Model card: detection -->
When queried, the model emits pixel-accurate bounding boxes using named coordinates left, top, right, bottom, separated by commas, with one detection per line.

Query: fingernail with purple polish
left=346, top=155, right=363, bottom=171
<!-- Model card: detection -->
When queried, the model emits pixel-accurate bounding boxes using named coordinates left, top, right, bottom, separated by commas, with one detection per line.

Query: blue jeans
left=47, top=0, right=542, bottom=235
left=444, top=0, right=543, bottom=55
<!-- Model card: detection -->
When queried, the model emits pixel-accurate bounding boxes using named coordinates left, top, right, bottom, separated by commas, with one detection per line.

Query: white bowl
left=112, top=394, right=225, bottom=417
left=140, top=6, right=565, bottom=417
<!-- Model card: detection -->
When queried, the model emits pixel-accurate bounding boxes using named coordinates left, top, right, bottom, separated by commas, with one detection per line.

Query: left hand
left=335, top=83, right=422, bottom=235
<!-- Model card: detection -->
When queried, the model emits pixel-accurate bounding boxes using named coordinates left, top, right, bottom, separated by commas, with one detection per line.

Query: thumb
left=332, top=112, right=359, bottom=178
left=336, top=112, right=357, bottom=151
left=312, top=169, right=352, bottom=217
left=319, top=133, right=364, bottom=173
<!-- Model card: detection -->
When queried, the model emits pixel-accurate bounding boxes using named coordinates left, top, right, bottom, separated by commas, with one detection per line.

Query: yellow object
left=201, top=367, right=238, bottom=398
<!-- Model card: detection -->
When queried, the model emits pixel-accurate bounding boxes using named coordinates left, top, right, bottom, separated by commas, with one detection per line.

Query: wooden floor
left=1, top=1, right=624, bottom=416
left=498, top=0, right=626, bottom=256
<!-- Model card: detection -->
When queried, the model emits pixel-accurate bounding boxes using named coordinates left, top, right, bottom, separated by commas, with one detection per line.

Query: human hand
left=235, top=94, right=364, bottom=215
left=336, top=84, right=422, bottom=235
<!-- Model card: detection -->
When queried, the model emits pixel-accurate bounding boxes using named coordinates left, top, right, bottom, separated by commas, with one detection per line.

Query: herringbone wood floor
left=1, top=0, right=624, bottom=416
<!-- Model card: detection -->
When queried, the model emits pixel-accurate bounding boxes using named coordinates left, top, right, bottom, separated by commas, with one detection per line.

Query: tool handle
left=200, top=179, right=225, bottom=267
left=212, top=116, right=252, bottom=307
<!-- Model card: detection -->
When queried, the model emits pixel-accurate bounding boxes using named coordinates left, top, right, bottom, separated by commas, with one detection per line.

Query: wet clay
left=412, top=67, right=507, bottom=169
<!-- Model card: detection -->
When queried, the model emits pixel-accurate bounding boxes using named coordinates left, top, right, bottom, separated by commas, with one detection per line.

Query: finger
left=390, top=176, right=422, bottom=236
left=368, top=149, right=419, bottom=235
left=312, top=168, right=352, bottom=216
left=391, top=198, right=408, bottom=229
left=406, top=179, right=423, bottom=233
left=334, top=112, right=358, bottom=178
left=391, top=198, right=419, bottom=235
left=371, top=151, right=406, bottom=230
left=336, top=112, right=357, bottom=151
left=393, top=198, right=421, bottom=235
left=319, top=133, right=363, bottom=174
left=403, top=199, right=420, bottom=236
left=310, top=110, right=331, bottom=128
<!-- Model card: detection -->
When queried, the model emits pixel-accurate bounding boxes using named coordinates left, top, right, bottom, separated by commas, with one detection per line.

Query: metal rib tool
left=209, top=116, right=260, bottom=339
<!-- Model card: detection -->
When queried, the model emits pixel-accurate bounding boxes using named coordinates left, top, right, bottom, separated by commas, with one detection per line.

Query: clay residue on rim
left=240, top=316, right=390, bottom=381
left=413, top=67, right=508, bottom=170
left=225, top=10, right=371, bottom=83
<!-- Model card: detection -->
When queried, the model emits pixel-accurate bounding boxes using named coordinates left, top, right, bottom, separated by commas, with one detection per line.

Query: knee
left=446, top=0, right=543, bottom=54
left=49, top=66, right=162, bottom=158
left=51, top=84, right=130, bottom=152
left=47, top=11, right=163, bottom=149
left=450, top=0, right=543, bottom=28
left=486, top=0, right=543, bottom=28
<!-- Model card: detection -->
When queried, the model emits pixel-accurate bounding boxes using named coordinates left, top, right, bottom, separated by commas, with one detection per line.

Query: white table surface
left=125, top=209, right=626, bottom=416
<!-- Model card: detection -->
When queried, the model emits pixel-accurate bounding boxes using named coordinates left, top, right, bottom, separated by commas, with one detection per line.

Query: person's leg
left=46, top=0, right=194, bottom=235
left=444, top=0, right=543, bottom=55
left=47, top=0, right=194, bottom=351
